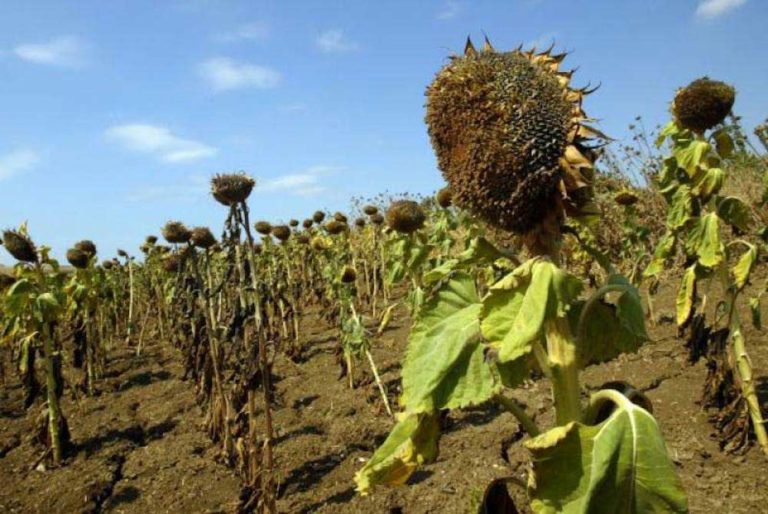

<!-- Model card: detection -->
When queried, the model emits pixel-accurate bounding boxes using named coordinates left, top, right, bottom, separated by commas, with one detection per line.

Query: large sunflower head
left=425, top=38, right=602, bottom=236
left=672, top=77, right=735, bottom=134
left=74, top=240, right=97, bottom=258
left=2, top=230, right=37, bottom=263
left=191, top=227, right=217, bottom=249
left=162, top=221, right=192, bottom=244
left=66, top=248, right=90, bottom=269
left=386, top=200, right=426, bottom=234
left=210, top=173, right=255, bottom=206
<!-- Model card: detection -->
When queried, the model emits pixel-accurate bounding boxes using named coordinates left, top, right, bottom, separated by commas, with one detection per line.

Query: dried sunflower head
left=162, top=221, right=192, bottom=244
left=370, top=213, right=384, bottom=226
left=75, top=240, right=97, bottom=258
left=340, top=266, right=357, bottom=284
left=162, top=253, right=183, bottom=273
left=425, top=38, right=602, bottom=235
left=211, top=173, right=255, bottom=206
left=333, top=212, right=348, bottom=223
left=325, top=220, right=348, bottom=235
left=145, top=235, right=158, bottom=245
left=0, top=273, right=16, bottom=290
left=2, top=230, right=37, bottom=263
left=614, top=190, right=639, bottom=206
left=354, top=217, right=366, bottom=228
left=289, top=219, right=299, bottom=228
left=191, top=227, right=217, bottom=249
left=66, top=248, right=90, bottom=269
left=673, top=78, right=735, bottom=134
left=296, top=234, right=310, bottom=245
left=363, top=205, right=378, bottom=216
left=302, top=219, right=314, bottom=229
left=271, top=225, right=291, bottom=242
left=436, top=187, right=453, bottom=208
left=117, top=249, right=128, bottom=258
left=386, top=200, right=426, bottom=234
left=255, top=221, right=272, bottom=235
left=102, top=260, right=114, bottom=270
left=313, top=211, right=326, bottom=223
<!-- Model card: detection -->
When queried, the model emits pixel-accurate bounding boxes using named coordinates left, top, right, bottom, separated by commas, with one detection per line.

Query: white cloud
left=437, top=1, right=462, bottom=20
left=696, top=0, right=747, bottom=19
left=257, top=165, right=342, bottom=196
left=14, top=36, right=88, bottom=68
left=316, top=30, right=358, bottom=53
left=214, top=22, right=270, bottom=42
left=126, top=175, right=209, bottom=202
left=198, top=57, right=281, bottom=91
left=105, top=124, right=217, bottom=163
left=0, top=149, right=40, bottom=181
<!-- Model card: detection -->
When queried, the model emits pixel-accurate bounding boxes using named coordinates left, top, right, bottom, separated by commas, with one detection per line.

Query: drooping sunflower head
left=211, top=173, right=255, bottom=206
left=363, top=205, right=378, bottom=216
left=354, top=217, right=366, bottom=228
left=162, top=252, right=183, bottom=273
left=67, top=248, right=90, bottom=269
left=102, top=260, right=114, bottom=270
left=672, top=77, right=735, bottom=134
left=313, top=211, right=326, bottom=223
left=302, top=219, right=314, bottom=229
left=146, top=235, right=158, bottom=245
left=386, top=200, right=426, bottom=234
left=325, top=220, right=348, bottom=235
left=436, top=187, right=453, bottom=208
left=370, top=213, right=384, bottom=226
left=333, top=212, right=348, bottom=223
left=117, top=249, right=128, bottom=258
left=340, top=266, right=357, bottom=284
left=74, top=240, right=97, bottom=258
left=425, top=38, right=602, bottom=235
left=2, top=230, right=37, bottom=263
left=191, top=227, right=217, bottom=249
left=614, top=190, right=639, bottom=207
left=162, top=221, right=192, bottom=244
left=289, top=219, right=299, bottom=228
left=271, top=225, right=291, bottom=242
left=0, top=273, right=16, bottom=290
left=255, top=221, right=273, bottom=236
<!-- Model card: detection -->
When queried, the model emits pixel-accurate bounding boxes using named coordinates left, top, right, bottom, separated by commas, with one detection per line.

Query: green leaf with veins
left=674, top=139, right=710, bottom=177
left=526, top=393, right=687, bottom=514
left=401, top=272, right=514, bottom=413
left=692, top=167, right=724, bottom=201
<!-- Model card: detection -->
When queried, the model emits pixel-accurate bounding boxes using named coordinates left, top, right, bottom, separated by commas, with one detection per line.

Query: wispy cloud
left=315, top=30, right=358, bottom=53
left=14, top=36, right=89, bottom=68
left=126, top=175, right=209, bottom=202
left=695, top=0, right=747, bottom=19
left=105, top=124, right=217, bottom=163
left=0, top=149, right=40, bottom=181
left=257, top=165, right=341, bottom=196
left=198, top=57, right=281, bottom=91
left=214, top=22, right=270, bottom=42
left=437, top=1, right=462, bottom=20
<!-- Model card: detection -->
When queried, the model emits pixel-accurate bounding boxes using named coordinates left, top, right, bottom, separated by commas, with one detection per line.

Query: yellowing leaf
left=674, top=139, right=710, bottom=177
left=731, top=243, right=757, bottom=290
left=717, top=196, right=752, bottom=233
left=526, top=392, right=687, bottom=513
left=686, top=213, right=724, bottom=268
left=676, top=265, right=697, bottom=326
left=666, top=186, right=692, bottom=230
left=354, top=413, right=439, bottom=495
left=643, top=233, right=676, bottom=278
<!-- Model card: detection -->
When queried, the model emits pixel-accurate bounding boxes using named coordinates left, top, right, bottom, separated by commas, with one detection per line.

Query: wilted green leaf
left=573, top=275, right=648, bottom=366
left=401, top=272, right=507, bottom=412
left=674, top=139, right=710, bottom=177
left=666, top=186, right=692, bottom=229
left=655, top=121, right=679, bottom=148
left=354, top=412, right=440, bottom=495
left=692, top=167, right=724, bottom=201
left=676, top=264, right=697, bottom=326
left=717, top=196, right=752, bottom=233
left=481, top=259, right=582, bottom=364
left=712, top=128, right=734, bottom=158
left=643, top=233, right=676, bottom=278
left=526, top=393, right=687, bottom=514
left=35, top=292, right=62, bottom=323
left=732, top=243, right=757, bottom=290
left=686, top=213, right=724, bottom=268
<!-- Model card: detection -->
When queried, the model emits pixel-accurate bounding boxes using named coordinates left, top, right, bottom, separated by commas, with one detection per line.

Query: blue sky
left=1, top=0, right=766, bottom=263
